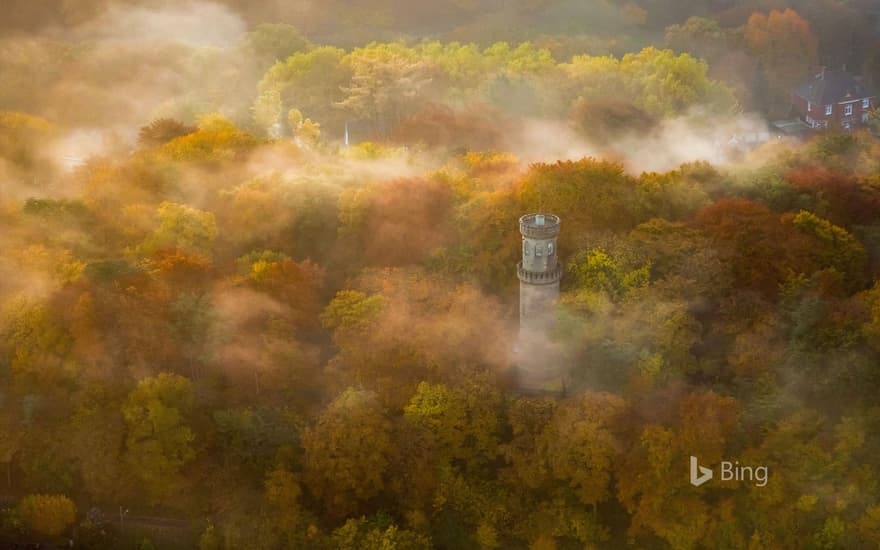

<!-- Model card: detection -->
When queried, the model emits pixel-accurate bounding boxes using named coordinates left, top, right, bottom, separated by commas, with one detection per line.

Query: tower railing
left=517, top=262, right=563, bottom=284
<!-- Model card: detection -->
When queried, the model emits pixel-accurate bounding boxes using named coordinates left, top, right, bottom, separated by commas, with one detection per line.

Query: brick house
left=792, top=68, right=876, bottom=131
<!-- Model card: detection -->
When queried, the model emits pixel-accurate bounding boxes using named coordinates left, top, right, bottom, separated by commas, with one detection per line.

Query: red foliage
left=697, top=198, right=816, bottom=298
left=391, top=102, right=513, bottom=151
left=784, top=166, right=880, bottom=226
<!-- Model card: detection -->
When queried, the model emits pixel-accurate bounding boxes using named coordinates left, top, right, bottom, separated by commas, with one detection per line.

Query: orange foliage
left=346, top=178, right=455, bottom=267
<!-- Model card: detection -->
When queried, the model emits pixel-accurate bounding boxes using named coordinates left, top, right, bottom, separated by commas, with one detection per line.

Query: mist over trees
left=2, top=1, right=880, bottom=549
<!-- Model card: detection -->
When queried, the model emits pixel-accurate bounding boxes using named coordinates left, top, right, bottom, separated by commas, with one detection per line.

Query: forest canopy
left=2, top=1, right=880, bottom=549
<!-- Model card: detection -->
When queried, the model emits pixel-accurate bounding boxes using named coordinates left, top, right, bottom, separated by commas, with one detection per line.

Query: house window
left=863, top=98, right=870, bottom=109
left=807, top=101, right=812, bottom=112
left=845, top=104, right=853, bottom=116
left=825, top=104, right=833, bottom=115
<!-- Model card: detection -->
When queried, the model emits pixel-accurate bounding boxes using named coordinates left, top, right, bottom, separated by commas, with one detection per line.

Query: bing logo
left=689, top=456, right=769, bottom=487
left=690, top=456, right=713, bottom=487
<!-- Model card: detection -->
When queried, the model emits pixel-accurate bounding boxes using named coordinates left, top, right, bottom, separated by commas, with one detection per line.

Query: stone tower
left=516, top=213, right=562, bottom=392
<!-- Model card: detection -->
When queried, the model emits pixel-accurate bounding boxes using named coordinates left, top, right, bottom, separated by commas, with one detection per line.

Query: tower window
left=548, top=243, right=554, bottom=255
left=524, top=242, right=530, bottom=256
left=536, top=245, right=542, bottom=257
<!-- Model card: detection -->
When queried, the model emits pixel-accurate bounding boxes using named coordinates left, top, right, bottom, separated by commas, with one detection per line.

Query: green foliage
left=566, top=47, right=737, bottom=117
left=813, top=132, right=861, bottom=160
left=330, top=515, right=431, bottom=550
left=567, top=248, right=650, bottom=301
left=213, top=407, right=299, bottom=478
left=788, top=210, right=867, bottom=289
left=22, top=198, right=92, bottom=223
left=243, top=23, right=310, bottom=67
left=320, top=290, right=384, bottom=330
left=257, top=46, right=351, bottom=135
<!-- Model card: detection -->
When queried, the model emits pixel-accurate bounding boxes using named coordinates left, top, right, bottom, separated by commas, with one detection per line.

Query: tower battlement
left=517, top=262, right=563, bottom=284
left=519, top=213, right=560, bottom=239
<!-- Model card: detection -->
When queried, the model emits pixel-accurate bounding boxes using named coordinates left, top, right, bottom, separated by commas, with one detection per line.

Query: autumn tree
left=337, top=43, right=436, bottom=137
left=0, top=296, right=73, bottom=386
left=138, top=118, right=196, bottom=148
left=744, top=9, right=818, bottom=114
left=0, top=405, right=24, bottom=488
left=616, top=391, right=740, bottom=549
left=403, top=375, right=502, bottom=470
left=17, top=494, right=76, bottom=537
left=329, top=515, right=431, bottom=550
left=263, top=466, right=305, bottom=544
left=568, top=98, right=657, bottom=143
left=121, top=373, right=195, bottom=502
left=158, top=113, right=259, bottom=162
left=697, top=198, right=817, bottom=298
left=544, top=392, right=628, bottom=507
left=337, top=177, right=455, bottom=268
left=137, top=202, right=217, bottom=258
left=242, top=23, right=310, bottom=69
left=517, top=158, right=641, bottom=247
left=302, top=388, right=392, bottom=518
left=664, top=16, right=731, bottom=65
left=256, top=47, right=351, bottom=137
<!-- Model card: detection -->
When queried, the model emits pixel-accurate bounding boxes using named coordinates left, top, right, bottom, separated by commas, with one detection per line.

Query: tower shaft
left=516, top=213, right=562, bottom=392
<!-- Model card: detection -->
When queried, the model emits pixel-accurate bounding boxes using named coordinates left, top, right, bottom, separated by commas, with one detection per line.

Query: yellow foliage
left=17, top=494, right=77, bottom=537
left=159, top=113, right=259, bottom=161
